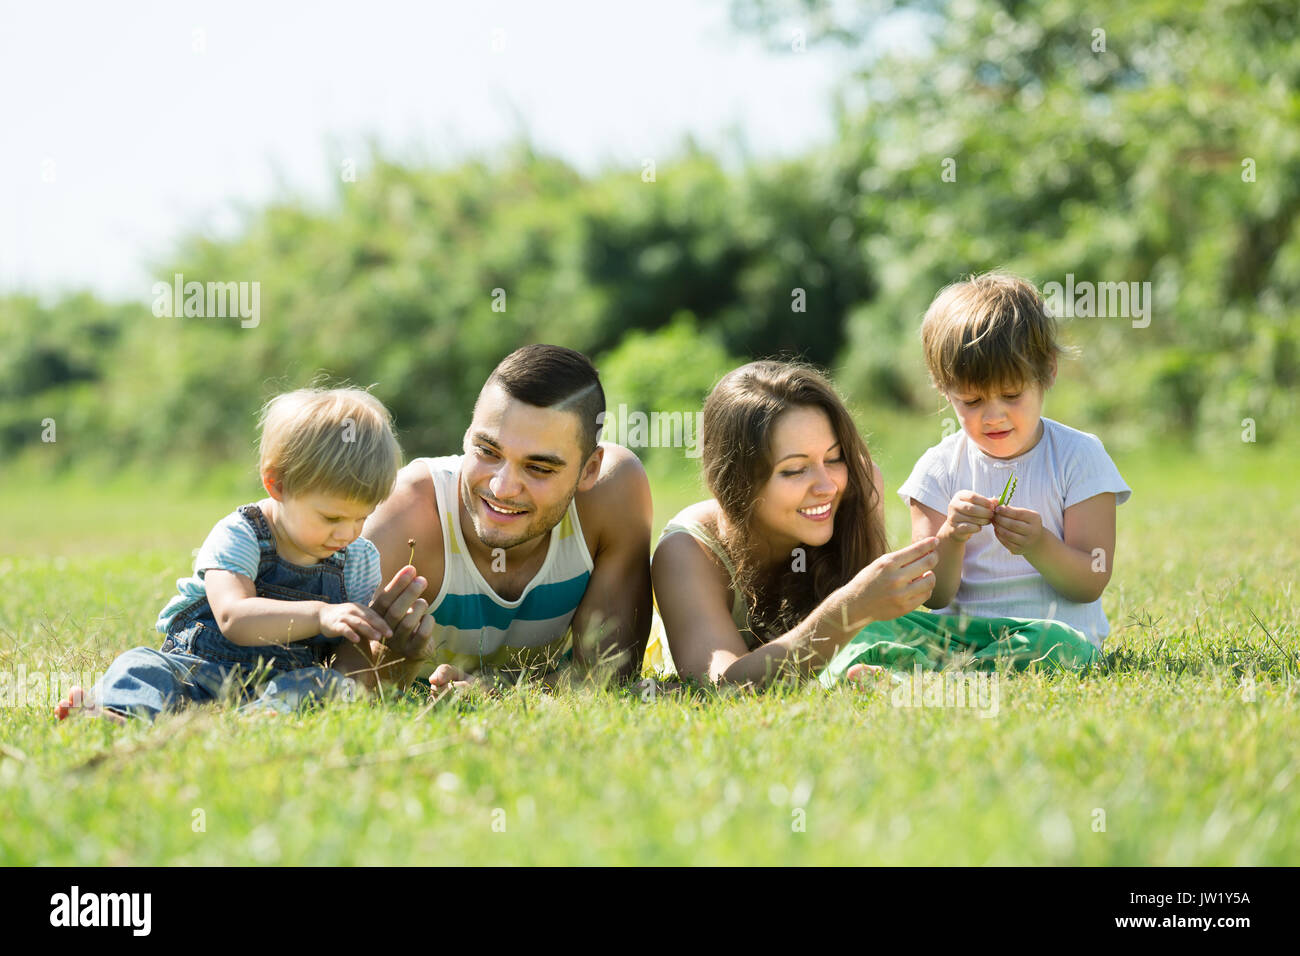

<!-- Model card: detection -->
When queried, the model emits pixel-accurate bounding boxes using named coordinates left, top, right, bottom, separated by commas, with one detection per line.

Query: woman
left=651, top=360, right=939, bottom=689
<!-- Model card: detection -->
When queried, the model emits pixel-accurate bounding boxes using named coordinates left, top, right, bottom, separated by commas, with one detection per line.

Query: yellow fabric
left=643, top=512, right=755, bottom=678
left=643, top=606, right=676, bottom=678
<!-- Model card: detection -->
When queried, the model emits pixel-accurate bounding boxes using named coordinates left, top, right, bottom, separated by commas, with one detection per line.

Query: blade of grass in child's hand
left=997, top=474, right=1017, bottom=506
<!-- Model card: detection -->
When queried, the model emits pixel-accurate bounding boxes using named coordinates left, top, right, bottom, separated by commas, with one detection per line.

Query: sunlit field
left=2, top=433, right=1295, bottom=865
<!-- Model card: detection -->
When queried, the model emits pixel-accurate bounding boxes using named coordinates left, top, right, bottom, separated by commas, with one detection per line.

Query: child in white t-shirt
left=822, top=272, right=1129, bottom=686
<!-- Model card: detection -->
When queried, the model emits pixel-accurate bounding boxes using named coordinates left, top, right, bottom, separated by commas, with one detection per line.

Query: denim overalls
left=163, top=503, right=346, bottom=666
left=94, top=503, right=356, bottom=720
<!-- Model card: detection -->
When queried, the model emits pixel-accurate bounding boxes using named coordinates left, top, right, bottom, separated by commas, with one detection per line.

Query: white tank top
left=420, top=455, right=594, bottom=675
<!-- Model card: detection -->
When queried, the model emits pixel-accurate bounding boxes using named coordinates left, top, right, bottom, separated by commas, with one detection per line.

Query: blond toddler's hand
left=318, top=601, right=393, bottom=644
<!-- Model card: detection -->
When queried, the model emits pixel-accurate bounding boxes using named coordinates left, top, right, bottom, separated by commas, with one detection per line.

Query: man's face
left=460, top=383, right=599, bottom=551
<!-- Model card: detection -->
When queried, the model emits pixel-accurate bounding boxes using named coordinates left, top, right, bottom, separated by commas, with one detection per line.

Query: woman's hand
left=838, top=537, right=939, bottom=628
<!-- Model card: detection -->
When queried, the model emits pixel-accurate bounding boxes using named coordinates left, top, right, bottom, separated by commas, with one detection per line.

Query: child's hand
left=992, top=504, right=1045, bottom=557
left=944, top=490, right=998, bottom=543
left=318, top=602, right=393, bottom=644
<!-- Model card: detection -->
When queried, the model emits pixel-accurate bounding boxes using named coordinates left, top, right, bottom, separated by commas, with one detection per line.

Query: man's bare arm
left=570, top=444, right=653, bottom=684
left=335, top=461, right=442, bottom=690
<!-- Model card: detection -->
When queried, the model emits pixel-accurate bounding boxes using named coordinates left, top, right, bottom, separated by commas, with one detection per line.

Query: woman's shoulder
left=663, top=499, right=722, bottom=534
left=653, top=501, right=738, bottom=610
left=655, top=500, right=732, bottom=571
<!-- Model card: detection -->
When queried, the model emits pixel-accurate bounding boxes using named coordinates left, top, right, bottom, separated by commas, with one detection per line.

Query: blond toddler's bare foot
left=54, top=686, right=127, bottom=724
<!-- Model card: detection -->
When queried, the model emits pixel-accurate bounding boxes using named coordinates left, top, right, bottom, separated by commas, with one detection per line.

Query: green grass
left=1, top=436, right=1297, bottom=864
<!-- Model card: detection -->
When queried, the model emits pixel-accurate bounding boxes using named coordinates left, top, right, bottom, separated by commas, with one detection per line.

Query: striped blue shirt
left=418, top=455, right=594, bottom=675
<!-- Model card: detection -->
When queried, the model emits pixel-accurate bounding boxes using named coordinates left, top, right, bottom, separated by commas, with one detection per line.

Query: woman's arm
left=654, top=531, right=939, bottom=691
left=651, top=532, right=756, bottom=685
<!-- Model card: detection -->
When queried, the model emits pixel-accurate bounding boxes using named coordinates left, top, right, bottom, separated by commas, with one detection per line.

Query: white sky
left=0, top=1, right=919, bottom=302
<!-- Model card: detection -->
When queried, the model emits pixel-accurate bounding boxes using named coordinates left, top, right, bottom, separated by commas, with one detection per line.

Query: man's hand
left=370, top=565, right=434, bottom=658
left=428, top=663, right=501, bottom=700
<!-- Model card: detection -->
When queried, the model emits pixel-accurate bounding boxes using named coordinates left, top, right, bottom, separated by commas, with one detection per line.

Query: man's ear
left=577, top=445, right=605, bottom=493
left=1047, top=354, right=1059, bottom=388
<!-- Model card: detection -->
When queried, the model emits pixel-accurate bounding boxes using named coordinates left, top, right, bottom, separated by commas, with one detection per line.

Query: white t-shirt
left=897, top=417, right=1131, bottom=647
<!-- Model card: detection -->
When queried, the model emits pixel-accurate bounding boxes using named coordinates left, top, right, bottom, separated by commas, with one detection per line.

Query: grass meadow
left=1, top=420, right=1296, bottom=865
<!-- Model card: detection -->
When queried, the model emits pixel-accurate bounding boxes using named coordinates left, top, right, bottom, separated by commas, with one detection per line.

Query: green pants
left=818, top=609, right=1101, bottom=687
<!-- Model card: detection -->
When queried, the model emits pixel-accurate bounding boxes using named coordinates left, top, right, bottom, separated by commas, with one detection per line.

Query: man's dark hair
left=483, top=345, right=606, bottom=460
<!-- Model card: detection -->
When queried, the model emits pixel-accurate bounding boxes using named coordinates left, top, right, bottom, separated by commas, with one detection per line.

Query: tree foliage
left=3, top=0, right=1295, bottom=471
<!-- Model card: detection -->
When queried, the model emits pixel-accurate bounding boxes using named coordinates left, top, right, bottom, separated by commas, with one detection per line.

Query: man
left=337, top=344, right=652, bottom=694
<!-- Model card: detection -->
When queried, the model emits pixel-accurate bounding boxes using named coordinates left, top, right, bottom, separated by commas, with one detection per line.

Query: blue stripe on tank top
left=433, top=572, right=591, bottom=631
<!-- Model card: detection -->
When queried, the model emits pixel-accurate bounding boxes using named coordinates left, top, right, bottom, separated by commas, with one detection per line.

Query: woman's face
left=750, top=405, right=848, bottom=560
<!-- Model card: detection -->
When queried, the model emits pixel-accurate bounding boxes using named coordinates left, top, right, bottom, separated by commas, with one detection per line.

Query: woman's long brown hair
left=701, top=360, right=889, bottom=641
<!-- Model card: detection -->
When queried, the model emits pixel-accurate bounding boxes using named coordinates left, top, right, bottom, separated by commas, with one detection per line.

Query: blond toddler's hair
left=257, top=386, right=402, bottom=504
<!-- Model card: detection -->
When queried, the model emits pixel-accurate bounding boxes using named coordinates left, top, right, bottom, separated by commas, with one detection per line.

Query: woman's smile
left=797, top=501, right=834, bottom=521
